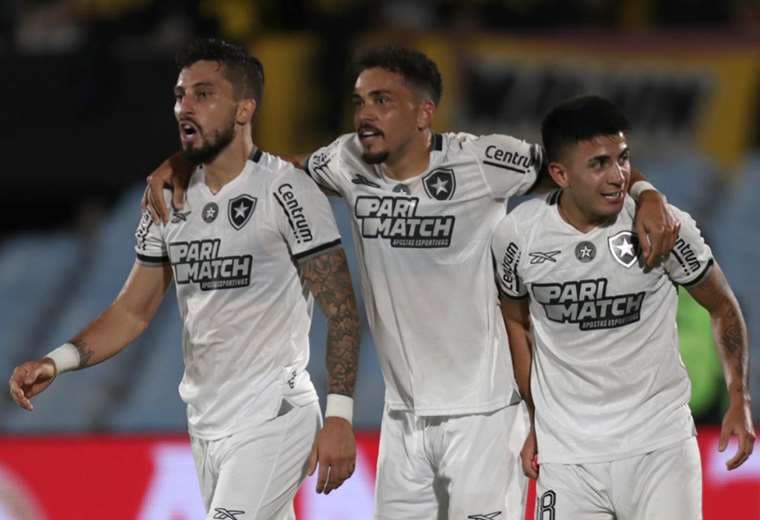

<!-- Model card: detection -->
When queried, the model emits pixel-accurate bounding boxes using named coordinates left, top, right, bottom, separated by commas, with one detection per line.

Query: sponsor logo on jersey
left=422, top=168, right=456, bottom=201
left=500, top=241, right=522, bottom=294
left=169, top=239, right=252, bottom=290
left=575, top=241, right=596, bottom=262
left=532, top=278, right=645, bottom=330
left=202, top=202, right=219, bottom=223
left=529, top=250, right=561, bottom=264
left=672, top=237, right=701, bottom=276
left=275, top=183, right=314, bottom=244
left=228, top=194, right=257, bottom=230
left=135, top=212, right=154, bottom=250
left=355, top=196, right=455, bottom=248
left=351, top=174, right=382, bottom=189
left=483, top=144, right=532, bottom=174
left=608, top=231, right=639, bottom=268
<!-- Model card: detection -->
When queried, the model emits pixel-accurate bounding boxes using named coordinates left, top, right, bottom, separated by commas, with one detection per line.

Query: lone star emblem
left=608, top=231, right=640, bottom=268
left=423, top=168, right=456, bottom=201
left=228, top=194, right=257, bottom=230
left=575, top=241, right=596, bottom=263
left=202, top=202, right=219, bottom=223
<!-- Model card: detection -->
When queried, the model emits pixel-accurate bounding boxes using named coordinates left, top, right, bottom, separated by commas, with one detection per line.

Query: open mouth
left=601, top=190, right=623, bottom=202
left=179, top=120, right=201, bottom=143
left=358, top=126, right=383, bottom=143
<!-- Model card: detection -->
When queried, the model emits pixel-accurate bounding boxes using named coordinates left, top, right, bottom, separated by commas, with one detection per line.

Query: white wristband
left=630, top=181, right=657, bottom=202
left=325, top=394, right=353, bottom=424
left=45, top=343, right=80, bottom=375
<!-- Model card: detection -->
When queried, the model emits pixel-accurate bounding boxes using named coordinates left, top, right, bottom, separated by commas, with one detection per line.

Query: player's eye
left=351, top=96, right=363, bottom=107
left=618, top=151, right=630, bottom=166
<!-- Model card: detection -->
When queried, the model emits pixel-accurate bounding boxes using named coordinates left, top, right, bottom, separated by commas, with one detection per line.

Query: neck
left=204, top=128, right=254, bottom=193
left=557, top=191, right=611, bottom=233
left=382, top=130, right=432, bottom=181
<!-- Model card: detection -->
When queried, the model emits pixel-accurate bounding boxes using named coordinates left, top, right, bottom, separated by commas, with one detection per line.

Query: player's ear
left=416, top=99, right=435, bottom=131
left=548, top=161, right=569, bottom=188
left=236, top=98, right=256, bottom=125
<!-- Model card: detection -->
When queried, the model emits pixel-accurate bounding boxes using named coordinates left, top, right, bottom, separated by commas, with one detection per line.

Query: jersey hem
left=385, top=393, right=520, bottom=417
left=293, top=238, right=342, bottom=262
left=187, top=394, right=319, bottom=441
left=539, top=431, right=695, bottom=465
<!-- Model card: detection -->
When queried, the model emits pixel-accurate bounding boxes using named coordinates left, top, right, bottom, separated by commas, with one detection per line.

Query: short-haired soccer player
left=493, top=95, right=755, bottom=520
left=9, top=38, right=362, bottom=519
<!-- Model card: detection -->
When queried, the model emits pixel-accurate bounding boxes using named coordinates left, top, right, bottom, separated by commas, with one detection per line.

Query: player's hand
left=307, top=416, right=356, bottom=494
left=140, top=153, right=193, bottom=224
left=8, top=359, right=57, bottom=411
left=719, top=399, right=756, bottom=470
left=634, top=190, right=680, bottom=267
left=520, top=426, right=539, bottom=480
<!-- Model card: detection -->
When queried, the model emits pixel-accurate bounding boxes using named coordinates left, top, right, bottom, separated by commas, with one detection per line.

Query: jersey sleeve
left=465, top=134, right=543, bottom=200
left=491, top=214, right=527, bottom=298
left=273, top=168, right=342, bottom=262
left=134, top=210, right=168, bottom=265
left=663, top=205, right=714, bottom=287
left=304, top=135, right=352, bottom=197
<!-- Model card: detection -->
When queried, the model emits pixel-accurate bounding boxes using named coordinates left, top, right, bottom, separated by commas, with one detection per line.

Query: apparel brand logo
left=529, top=250, right=561, bottom=264
left=213, top=508, right=245, bottom=520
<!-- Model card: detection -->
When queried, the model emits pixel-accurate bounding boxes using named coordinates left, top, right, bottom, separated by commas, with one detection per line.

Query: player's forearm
left=711, top=300, right=751, bottom=403
left=302, top=248, right=361, bottom=396
left=501, top=298, right=535, bottom=413
left=61, top=301, right=154, bottom=369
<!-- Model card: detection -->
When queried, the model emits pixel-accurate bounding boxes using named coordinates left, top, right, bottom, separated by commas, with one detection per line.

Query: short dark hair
left=541, top=95, right=631, bottom=162
left=176, top=38, right=264, bottom=104
left=355, top=46, right=443, bottom=105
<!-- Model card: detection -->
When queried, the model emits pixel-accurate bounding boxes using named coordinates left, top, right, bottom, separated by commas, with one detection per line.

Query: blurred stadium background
left=1, top=0, right=759, bottom=518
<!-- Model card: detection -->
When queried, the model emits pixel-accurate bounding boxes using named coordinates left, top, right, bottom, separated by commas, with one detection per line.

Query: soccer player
left=143, top=48, right=678, bottom=519
left=493, top=95, right=755, bottom=520
left=8, top=39, right=361, bottom=519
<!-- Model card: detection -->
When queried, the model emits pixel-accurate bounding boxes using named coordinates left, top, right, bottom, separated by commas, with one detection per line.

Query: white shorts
left=535, top=437, right=702, bottom=520
left=375, top=402, right=529, bottom=520
left=190, top=400, right=321, bottom=520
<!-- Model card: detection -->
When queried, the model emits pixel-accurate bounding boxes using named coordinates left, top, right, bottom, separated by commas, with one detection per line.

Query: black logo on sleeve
left=355, top=196, right=455, bottom=248
left=500, top=241, right=522, bottom=294
left=169, top=239, right=252, bottom=290
left=228, top=194, right=257, bottom=230
left=532, top=278, right=645, bottom=330
left=608, top=231, right=640, bottom=268
left=483, top=144, right=531, bottom=174
left=672, top=237, right=701, bottom=276
left=275, top=183, right=314, bottom=244
left=422, top=168, right=456, bottom=201
left=202, top=202, right=219, bottom=223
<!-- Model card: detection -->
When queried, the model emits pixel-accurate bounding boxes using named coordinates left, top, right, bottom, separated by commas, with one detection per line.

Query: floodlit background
left=0, top=1, right=758, bottom=518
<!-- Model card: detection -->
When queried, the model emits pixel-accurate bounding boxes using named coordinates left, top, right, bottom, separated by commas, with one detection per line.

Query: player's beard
left=181, top=119, right=236, bottom=166
left=361, top=149, right=389, bottom=164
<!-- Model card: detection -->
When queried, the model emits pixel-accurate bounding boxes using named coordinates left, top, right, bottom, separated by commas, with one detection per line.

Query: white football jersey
left=135, top=149, right=341, bottom=440
left=306, top=132, right=541, bottom=415
left=492, top=192, right=712, bottom=463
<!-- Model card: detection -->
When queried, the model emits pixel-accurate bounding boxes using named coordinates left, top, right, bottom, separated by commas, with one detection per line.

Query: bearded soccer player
left=9, top=39, right=361, bottom=519
left=493, top=95, right=755, bottom=520
left=143, top=47, right=678, bottom=519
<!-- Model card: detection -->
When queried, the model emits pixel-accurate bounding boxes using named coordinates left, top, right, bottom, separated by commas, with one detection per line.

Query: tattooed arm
left=9, top=262, right=172, bottom=411
left=688, top=262, right=755, bottom=470
left=300, top=246, right=361, bottom=494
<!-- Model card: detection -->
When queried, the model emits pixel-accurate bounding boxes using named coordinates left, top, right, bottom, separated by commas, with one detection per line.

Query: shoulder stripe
left=482, top=160, right=528, bottom=174
left=680, top=258, right=714, bottom=287
left=136, top=253, right=169, bottom=265
left=293, top=238, right=342, bottom=262
left=432, top=133, right=443, bottom=151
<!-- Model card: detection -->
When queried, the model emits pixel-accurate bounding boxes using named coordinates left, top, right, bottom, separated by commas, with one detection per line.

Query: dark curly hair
left=176, top=38, right=264, bottom=104
left=355, top=46, right=443, bottom=105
